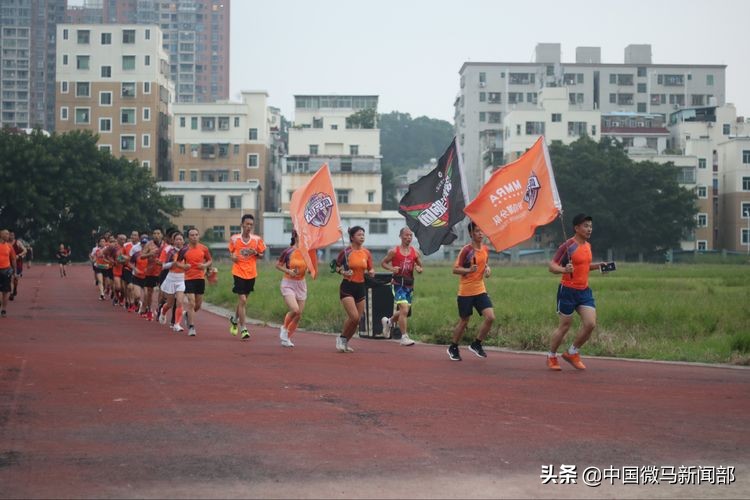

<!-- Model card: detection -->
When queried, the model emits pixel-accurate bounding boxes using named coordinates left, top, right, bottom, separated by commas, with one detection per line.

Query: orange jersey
left=123, top=242, right=134, bottom=270
left=184, top=244, right=212, bottom=280
left=278, top=247, right=308, bottom=281
left=143, top=241, right=164, bottom=277
left=94, top=247, right=111, bottom=269
left=553, top=238, right=592, bottom=290
left=228, top=233, right=266, bottom=279
left=336, top=247, right=373, bottom=284
left=166, top=246, right=187, bottom=275
left=0, top=242, right=16, bottom=268
left=454, top=244, right=489, bottom=296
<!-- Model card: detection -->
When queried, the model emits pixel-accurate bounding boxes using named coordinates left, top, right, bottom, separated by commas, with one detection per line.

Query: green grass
left=204, top=262, right=750, bottom=365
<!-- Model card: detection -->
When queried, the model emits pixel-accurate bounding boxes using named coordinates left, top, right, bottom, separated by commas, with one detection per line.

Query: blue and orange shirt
left=454, top=244, right=489, bottom=297
left=552, top=238, right=593, bottom=290
left=277, top=247, right=309, bottom=281
left=336, top=246, right=373, bottom=284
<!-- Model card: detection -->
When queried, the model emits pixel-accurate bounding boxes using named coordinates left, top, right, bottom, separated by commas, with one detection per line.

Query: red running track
left=0, top=264, right=748, bottom=498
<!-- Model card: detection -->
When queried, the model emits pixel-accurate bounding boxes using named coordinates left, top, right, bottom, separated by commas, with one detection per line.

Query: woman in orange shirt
left=334, top=226, right=375, bottom=353
left=275, top=230, right=315, bottom=348
left=158, top=232, right=191, bottom=334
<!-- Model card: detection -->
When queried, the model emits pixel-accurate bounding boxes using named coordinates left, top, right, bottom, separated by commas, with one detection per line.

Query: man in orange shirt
left=0, top=229, right=17, bottom=317
left=228, top=214, right=266, bottom=340
left=546, top=213, right=606, bottom=371
left=183, top=227, right=212, bottom=337
left=447, top=222, right=495, bottom=361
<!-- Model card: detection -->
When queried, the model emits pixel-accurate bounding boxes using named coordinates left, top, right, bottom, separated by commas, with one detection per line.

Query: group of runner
left=87, top=227, right=213, bottom=337
left=0, top=229, right=30, bottom=317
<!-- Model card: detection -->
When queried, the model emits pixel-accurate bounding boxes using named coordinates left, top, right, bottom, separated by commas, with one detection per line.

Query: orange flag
left=289, top=164, right=342, bottom=278
left=463, top=137, right=562, bottom=252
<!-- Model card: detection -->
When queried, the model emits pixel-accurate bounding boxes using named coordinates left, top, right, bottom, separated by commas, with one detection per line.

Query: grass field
left=204, top=262, right=750, bottom=365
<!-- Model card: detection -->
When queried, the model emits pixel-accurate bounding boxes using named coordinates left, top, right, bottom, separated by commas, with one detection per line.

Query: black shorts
left=132, top=276, right=146, bottom=288
left=339, top=280, right=366, bottom=303
left=0, top=268, right=12, bottom=292
left=100, top=268, right=114, bottom=280
left=144, top=275, right=160, bottom=288
left=457, top=293, right=493, bottom=318
left=232, top=276, right=255, bottom=295
left=122, top=268, right=133, bottom=284
left=185, top=279, right=206, bottom=295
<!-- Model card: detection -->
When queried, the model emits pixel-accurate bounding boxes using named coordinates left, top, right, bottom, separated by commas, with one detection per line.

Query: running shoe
left=188, top=327, right=196, bottom=337
left=447, top=344, right=461, bottom=361
left=229, top=316, right=238, bottom=336
left=146, top=311, right=154, bottom=321
left=400, top=334, right=415, bottom=346
left=99, top=294, right=105, bottom=301
left=158, top=311, right=167, bottom=325
left=468, top=340, right=487, bottom=358
left=1, top=310, right=6, bottom=318
left=240, top=328, right=250, bottom=340
left=279, top=326, right=289, bottom=344
left=281, top=338, right=295, bottom=348
left=547, top=355, right=562, bottom=371
left=381, top=317, right=391, bottom=338
left=336, top=336, right=346, bottom=352
left=562, top=351, right=586, bottom=370
left=172, top=324, right=184, bottom=333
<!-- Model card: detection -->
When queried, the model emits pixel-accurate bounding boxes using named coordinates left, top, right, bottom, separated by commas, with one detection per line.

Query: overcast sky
left=230, top=0, right=750, bottom=123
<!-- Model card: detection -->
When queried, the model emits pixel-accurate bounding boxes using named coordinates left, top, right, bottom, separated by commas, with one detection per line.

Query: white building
left=601, top=112, right=670, bottom=155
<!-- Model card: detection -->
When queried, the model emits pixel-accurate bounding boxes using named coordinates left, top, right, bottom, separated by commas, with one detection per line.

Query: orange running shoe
left=562, top=351, right=586, bottom=370
left=547, top=355, right=562, bottom=371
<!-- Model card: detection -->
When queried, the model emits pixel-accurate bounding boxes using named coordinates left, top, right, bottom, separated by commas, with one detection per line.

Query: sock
left=288, top=318, right=300, bottom=336
left=548, top=351, right=557, bottom=358
left=175, top=307, right=183, bottom=326
left=568, top=345, right=579, bottom=355
left=450, top=342, right=458, bottom=348
left=283, top=312, right=293, bottom=329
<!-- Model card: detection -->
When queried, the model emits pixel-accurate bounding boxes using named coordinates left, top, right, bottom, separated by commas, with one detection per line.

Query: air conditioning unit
left=479, top=82, right=486, bottom=88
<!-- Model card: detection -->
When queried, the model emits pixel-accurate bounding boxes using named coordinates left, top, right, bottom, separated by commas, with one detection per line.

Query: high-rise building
left=55, top=23, right=174, bottom=180
left=0, top=0, right=66, bottom=131
left=66, top=0, right=230, bottom=103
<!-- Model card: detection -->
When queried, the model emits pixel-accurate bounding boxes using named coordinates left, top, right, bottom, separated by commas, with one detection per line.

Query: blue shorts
left=392, top=284, right=413, bottom=305
left=556, top=285, right=595, bottom=316
left=457, top=293, right=493, bottom=318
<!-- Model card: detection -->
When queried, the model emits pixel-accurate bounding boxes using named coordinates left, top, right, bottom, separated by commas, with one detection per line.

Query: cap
left=572, top=213, right=592, bottom=227
left=140, top=237, right=149, bottom=245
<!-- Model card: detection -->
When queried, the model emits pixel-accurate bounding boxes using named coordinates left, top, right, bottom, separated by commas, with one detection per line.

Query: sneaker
left=547, top=355, right=562, bottom=371
left=229, top=316, right=238, bottom=336
left=158, top=312, right=167, bottom=325
left=240, top=328, right=250, bottom=340
left=468, top=340, right=487, bottom=358
left=281, top=338, right=295, bottom=348
left=336, top=336, right=347, bottom=353
left=172, top=324, right=184, bottom=333
left=447, top=344, right=461, bottom=361
left=279, top=326, right=289, bottom=344
left=146, top=311, right=154, bottom=322
left=1, top=310, right=6, bottom=318
left=344, top=340, right=355, bottom=353
left=562, top=351, right=586, bottom=370
left=400, top=334, right=415, bottom=346
left=188, top=327, right=197, bottom=337
left=381, top=317, right=391, bottom=338
left=99, top=294, right=105, bottom=301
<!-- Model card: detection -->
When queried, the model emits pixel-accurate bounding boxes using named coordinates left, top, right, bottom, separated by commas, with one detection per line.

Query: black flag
left=398, top=138, right=467, bottom=255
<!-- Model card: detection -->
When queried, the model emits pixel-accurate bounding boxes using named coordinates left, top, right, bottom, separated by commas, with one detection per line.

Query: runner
left=275, top=230, right=315, bottom=347
left=8, top=231, right=26, bottom=301
left=334, top=226, right=375, bottom=353
left=130, top=233, right=150, bottom=316
left=183, top=227, right=212, bottom=337
left=56, top=243, right=71, bottom=277
left=90, top=236, right=111, bottom=301
left=380, top=227, right=423, bottom=346
left=121, top=231, right=139, bottom=311
left=158, top=232, right=190, bottom=333
left=0, top=229, right=17, bottom=317
left=104, top=234, right=127, bottom=307
left=139, top=228, right=165, bottom=321
left=228, top=214, right=266, bottom=340
left=447, top=221, right=495, bottom=362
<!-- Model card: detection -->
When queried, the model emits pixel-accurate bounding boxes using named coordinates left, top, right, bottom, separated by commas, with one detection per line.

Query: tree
left=0, top=129, right=180, bottom=260
left=547, top=136, right=697, bottom=259
left=379, top=112, right=454, bottom=174
left=346, top=108, right=377, bottom=129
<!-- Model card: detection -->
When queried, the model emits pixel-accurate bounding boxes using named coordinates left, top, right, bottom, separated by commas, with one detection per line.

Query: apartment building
left=66, top=0, right=230, bottom=104
left=162, top=91, right=277, bottom=238
left=281, top=95, right=382, bottom=213
left=456, top=43, right=726, bottom=197
left=0, top=0, right=66, bottom=131
left=601, top=112, right=670, bottom=155
left=55, top=23, right=173, bottom=180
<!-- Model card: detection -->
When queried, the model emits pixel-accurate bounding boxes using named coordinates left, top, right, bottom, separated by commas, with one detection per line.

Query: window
left=63, top=29, right=68, bottom=40
left=61, top=81, right=69, bottom=94
left=617, top=94, right=634, bottom=105
left=479, top=72, right=486, bottom=84
left=142, top=160, right=150, bottom=170
left=696, top=213, right=708, bottom=227
left=76, top=55, right=90, bottom=70
left=350, top=145, right=359, bottom=155
left=527, top=92, right=537, bottom=104
left=100, top=65, right=111, bottom=78
left=143, top=108, right=151, bottom=121
left=99, top=118, right=111, bottom=132
left=74, top=108, right=90, bottom=124
left=283, top=217, right=294, bottom=232
left=99, top=91, right=112, bottom=106
left=650, top=94, right=665, bottom=105
left=233, top=144, right=240, bottom=155
left=637, top=67, right=647, bottom=77
left=721, top=123, right=731, bottom=135
left=191, top=117, right=198, bottom=130
left=516, top=124, right=521, bottom=136
left=637, top=83, right=647, bottom=93
left=247, top=154, right=259, bottom=168
left=233, top=170, right=240, bottom=181
left=77, top=30, right=90, bottom=44
left=569, top=93, right=584, bottom=105
left=697, top=240, right=708, bottom=251
left=122, top=29, right=136, bottom=44
left=479, top=92, right=486, bottom=102
left=341, top=159, right=352, bottom=172
left=369, top=219, right=387, bottom=234
left=646, top=137, right=657, bottom=149
left=636, top=103, right=646, bottom=113
left=215, top=116, right=229, bottom=131
left=121, top=108, right=136, bottom=125
left=201, top=117, right=215, bottom=130
left=145, top=29, right=150, bottom=40
left=60, top=107, right=68, bottom=121
left=190, top=170, right=198, bottom=182
left=567, top=122, right=587, bottom=137
left=698, top=158, right=707, bottom=169
left=743, top=177, right=750, bottom=191
left=101, top=32, right=111, bottom=45
left=488, top=112, right=502, bottom=124
left=179, top=117, right=186, bottom=128
left=179, top=144, right=186, bottom=155
left=248, top=128, right=258, bottom=140
left=230, top=196, right=242, bottom=209
left=212, top=226, right=225, bottom=240
left=509, top=72, right=534, bottom=85
left=488, top=92, right=501, bottom=104
left=479, top=112, right=486, bottom=122
left=691, top=94, right=705, bottom=106
left=697, top=186, right=708, bottom=199
left=120, top=135, right=136, bottom=152
left=76, top=82, right=90, bottom=97
left=551, top=113, right=561, bottom=122
left=313, top=117, right=323, bottom=129
left=741, top=202, right=750, bottom=219
left=335, top=189, right=350, bottom=204
left=63, top=54, right=68, bottom=66
left=525, top=121, right=545, bottom=135
left=142, top=134, right=150, bottom=148
left=230, top=225, right=241, bottom=235
left=202, top=196, right=215, bottom=209
left=122, top=82, right=136, bottom=97
left=508, top=92, right=523, bottom=104
left=99, top=144, right=111, bottom=153
left=706, top=74, right=714, bottom=86
left=122, top=55, right=136, bottom=70
left=309, top=145, right=318, bottom=155
left=743, top=150, right=750, bottom=164
left=144, top=55, right=150, bottom=66
left=143, top=82, right=151, bottom=94
left=367, top=191, right=375, bottom=203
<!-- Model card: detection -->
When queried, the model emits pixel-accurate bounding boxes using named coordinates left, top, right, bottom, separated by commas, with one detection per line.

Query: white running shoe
left=281, top=338, right=295, bottom=347
left=188, top=327, right=196, bottom=337
left=172, top=324, right=184, bottom=333
left=279, top=326, right=289, bottom=344
left=381, top=317, right=391, bottom=338
left=336, top=336, right=346, bottom=352
left=159, top=312, right=167, bottom=325
left=400, top=334, right=415, bottom=346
